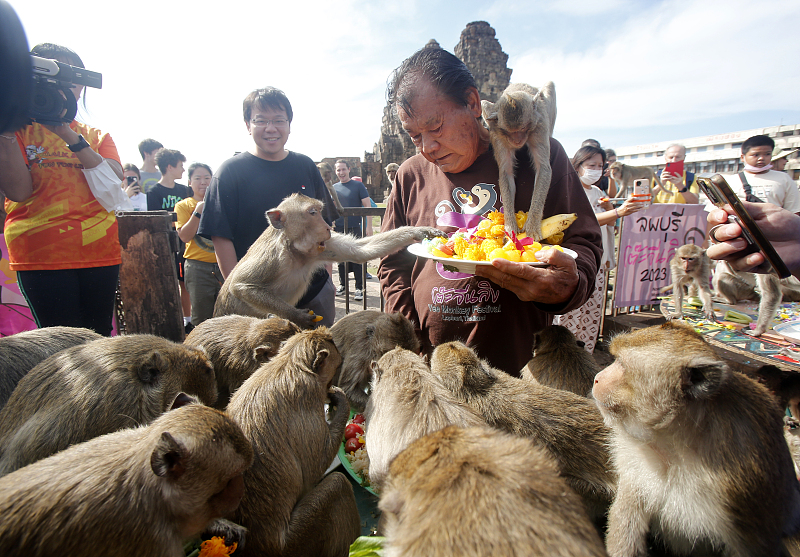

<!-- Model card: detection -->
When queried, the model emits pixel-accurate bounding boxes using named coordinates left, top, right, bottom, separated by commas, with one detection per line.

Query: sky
left=10, top=0, right=800, bottom=173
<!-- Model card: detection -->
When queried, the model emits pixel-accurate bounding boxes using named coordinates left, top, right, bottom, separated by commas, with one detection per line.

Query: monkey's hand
left=414, top=227, right=447, bottom=241
left=326, top=386, right=350, bottom=449
left=475, top=247, right=578, bottom=304
left=203, top=518, right=248, bottom=551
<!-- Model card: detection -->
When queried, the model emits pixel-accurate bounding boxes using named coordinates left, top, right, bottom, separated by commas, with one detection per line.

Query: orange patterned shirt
left=5, top=122, right=122, bottom=271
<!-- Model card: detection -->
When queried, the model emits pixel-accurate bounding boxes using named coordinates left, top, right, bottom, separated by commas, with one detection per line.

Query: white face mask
left=744, top=162, right=772, bottom=173
left=580, top=168, right=602, bottom=185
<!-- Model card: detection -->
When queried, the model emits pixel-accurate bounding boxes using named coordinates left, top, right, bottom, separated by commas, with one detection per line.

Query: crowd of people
left=1, top=41, right=799, bottom=365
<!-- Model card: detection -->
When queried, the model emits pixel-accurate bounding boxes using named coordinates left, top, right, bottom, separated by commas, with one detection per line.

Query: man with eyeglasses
left=198, top=87, right=338, bottom=326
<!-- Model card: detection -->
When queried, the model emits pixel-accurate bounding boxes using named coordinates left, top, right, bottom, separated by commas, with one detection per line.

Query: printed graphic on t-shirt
left=434, top=183, right=498, bottom=216
left=160, top=195, right=184, bottom=210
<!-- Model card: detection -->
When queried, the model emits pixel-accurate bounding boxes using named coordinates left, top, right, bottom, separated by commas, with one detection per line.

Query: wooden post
left=116, top=211, right=184, bottom=341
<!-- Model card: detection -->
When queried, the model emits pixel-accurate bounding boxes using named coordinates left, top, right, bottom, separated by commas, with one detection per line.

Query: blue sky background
left=11, top=0, right=800, bottom=171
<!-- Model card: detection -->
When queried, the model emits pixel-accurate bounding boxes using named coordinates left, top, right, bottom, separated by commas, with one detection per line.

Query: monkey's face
left=681, top=256, right=697, bottom=272
left=608, top=162, right=623, bottom=181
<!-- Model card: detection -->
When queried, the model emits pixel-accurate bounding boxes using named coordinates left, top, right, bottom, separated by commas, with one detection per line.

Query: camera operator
left=0, top=43, right=124, bottom=336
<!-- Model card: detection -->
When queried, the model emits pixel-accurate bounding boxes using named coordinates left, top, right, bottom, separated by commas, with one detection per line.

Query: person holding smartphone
left=121, top=163, right=147, bottom=211
left=653, top=144, right=699, bottom=204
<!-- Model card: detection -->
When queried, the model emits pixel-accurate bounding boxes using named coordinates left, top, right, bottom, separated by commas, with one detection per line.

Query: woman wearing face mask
left=0, top=43, right=125, bottom=336
left=175, top=162, right=220, bottom=326
left=554, top=145, right=643, bottom=353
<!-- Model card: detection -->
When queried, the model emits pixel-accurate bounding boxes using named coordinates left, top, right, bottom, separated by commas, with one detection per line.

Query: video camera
left=30, top=56, right=102, bottom=125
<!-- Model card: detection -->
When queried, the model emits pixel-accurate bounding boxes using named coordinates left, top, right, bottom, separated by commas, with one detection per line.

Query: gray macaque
left=0, top=326, right=101, bottom=410
left=593, top=322, right=800, bottom=557
left=608, top=161, right=664, bottom=199
left=329, top=310, right=420, bottom=411
left=380, top=426, right=607, bottom=557
left=226, top=327, right=360, bottom=557
left=660, top=244, right=715, bottom=321
left=430, top=341, right=616, bottom=518
left=184, top=315, right=300, bottom=408
left=481, top=81, right=557, bottom=240
left=213, top=193, right=444, bottom=328
left=0, top=334, right=217, bottom=475
left=520, top=325, right=599, bottom=397
left=365, top=347, right=483, bottom=491
left=0, top=404, right=253, bottom=557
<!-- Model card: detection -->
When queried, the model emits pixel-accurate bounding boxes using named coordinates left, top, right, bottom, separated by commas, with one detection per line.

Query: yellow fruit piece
left=516, top=211, right=527, bottom=229
left=453, top=236, right=469, bottom=257
left=545, top=232, right=564, bottom=245
left=477, top=219, right=493, bottom=230
left=524, top=242, right=542, bottom=252
left=503, top=250, right=522, bottom=262
left=541, top=245, right=564, bottom=252
left=488, top=248, right=508, bottom=260
left=521, top=251, right=539, bottom=262
left=490, top=225, right=506, bottom=237
left=431, top=247, right=453, bottom=258
left=463, top=247, right=481, bottom=261
left=486, top=210, right=505, bottom=224
left=480, top=239, right=503, bottom=257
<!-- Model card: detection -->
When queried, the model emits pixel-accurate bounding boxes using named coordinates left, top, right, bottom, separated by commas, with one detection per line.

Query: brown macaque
left=659, top=244, right=715, bottom=321
left=0, top=404, right=253, bottom=557
left=329, top=310, right=420, bottom=412
left=380, top=426, right=607, bottom=557
left=481, top=81, right=557, bottom=240
left=749, top=364, right=800, bottom=419
left=429, top=341, right=616, bottom=517
left=0, top=326, right=101, bottom=410
left=213, top=193, right=444, bottom=328
left=520, top=325, right=599, bottom=396
left=385, top=162, right=399, bottom=184
left=714, top=260, right=800, bottom=336
left=365, top=347, right=483, bottom=491
left=226, top=327, right=360, bottom=557
left=0, top=334, right=217, bottom=475
left=184, top=315, right=300, bottom=408
left=608, top=161, right=664, bottom=199
left=593, top=322, right=800, bottom=557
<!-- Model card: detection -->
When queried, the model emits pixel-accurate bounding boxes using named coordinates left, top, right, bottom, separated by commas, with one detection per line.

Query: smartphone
left=697, top=174, right=791, bottom=278
left=125, top=176, right=137, bottom=185
left=631, top=178, right=651, bottom=206
left=664, top=160, right=684, bottom=177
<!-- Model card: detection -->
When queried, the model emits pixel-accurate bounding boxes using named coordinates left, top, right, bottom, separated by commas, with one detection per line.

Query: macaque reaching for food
left=0, top=334, right=217, bottom=475
left=365, top=347, right=483, bottom=491
left=184, top=315, right=300, bottom=408
left=607, top=161, right=663, bottom=199
left=0, top=326, right=101, bottom=410
left=213, top=193, right=444, bottom=328
left=481, top=81, right=557, bottom=240
left=593, top=322, right=800, bottom=557
left=379, top=426, right=607, bottom=557
left=430, top=341, right=616, bottom=518
left=520, top=325, right=599, bottom=397
left=659, top=244, right=715, bottom=321
left=226, top=328, right=360, bottom=557
left=0, top=404, right=254, bottom=557
left=329, top=310, right=420, bottom=412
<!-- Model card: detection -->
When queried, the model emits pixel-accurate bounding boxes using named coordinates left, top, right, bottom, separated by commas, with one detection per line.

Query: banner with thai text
left=614, top=204, right=708, bottom=308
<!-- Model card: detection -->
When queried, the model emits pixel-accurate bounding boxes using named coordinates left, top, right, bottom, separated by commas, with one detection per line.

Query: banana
left=540, top=213, right=577, bottom=240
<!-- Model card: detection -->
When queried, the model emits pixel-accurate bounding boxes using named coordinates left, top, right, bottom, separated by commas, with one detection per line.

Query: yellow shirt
left=175, top=198, right=217, bottom=263
left=653, top=171, right=700, bottom=204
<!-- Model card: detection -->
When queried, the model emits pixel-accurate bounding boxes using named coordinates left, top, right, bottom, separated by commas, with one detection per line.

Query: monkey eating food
left=659, top=244, right=715, bottom=321
left=593, top=322, right=800, bottom=557
left=481, top=81, right=557, bottom=241
left=0, top=404, right=254, bottom=557
left=379, top=426, right=607, bottom=557
left=329, top=310, right=420, bottom=412
left=0, top=334, right=217, bottom=475
left=213, top=193, right=444, bottom=328
left=226, top=327, right=361, bottom=556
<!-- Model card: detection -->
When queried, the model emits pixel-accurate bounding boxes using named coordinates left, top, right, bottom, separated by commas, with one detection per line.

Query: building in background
left=615, top=124, right=800, bottom=182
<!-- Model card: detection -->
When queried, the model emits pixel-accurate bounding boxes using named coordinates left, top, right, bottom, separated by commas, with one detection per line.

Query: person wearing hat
left=771, top=145, right=798, bottom=172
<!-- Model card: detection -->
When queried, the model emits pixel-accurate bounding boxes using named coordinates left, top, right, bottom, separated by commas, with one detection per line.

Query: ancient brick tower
left=363, top=22, right=512, bottom=199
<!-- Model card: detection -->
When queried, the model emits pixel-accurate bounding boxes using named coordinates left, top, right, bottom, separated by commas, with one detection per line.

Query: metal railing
left=338, top=207, right=386, bottom=313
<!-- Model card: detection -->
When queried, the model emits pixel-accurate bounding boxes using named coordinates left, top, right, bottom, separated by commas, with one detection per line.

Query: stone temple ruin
left=352, top=21, right=513, bottom=202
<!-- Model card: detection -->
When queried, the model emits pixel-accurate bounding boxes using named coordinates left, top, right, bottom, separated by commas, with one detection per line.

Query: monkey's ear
left=137, top=351, right=167, bottom=384
left=370, top=360, right=382, bottom=381
left=312, top=348, right=330, bottom=372
left=481, top=100, right=497, bottom=121
left=254, top=344, right=274, bottom=363
left=151, top=431, right=188, bottom=480
left=576, top=340, right=586, bottom=349
left=266, top=209, right=284, bottom=229
left=684, top=358, right=728, bottom=399
left=365, top=325, right=376, bottom=339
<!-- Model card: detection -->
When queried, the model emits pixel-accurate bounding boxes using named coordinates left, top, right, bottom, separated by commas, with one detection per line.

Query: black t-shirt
left=333, top=179, right=369, bottom=230
left=146, top=183, right=192, bottom=211
left=198, top=151, right=338, bottom=301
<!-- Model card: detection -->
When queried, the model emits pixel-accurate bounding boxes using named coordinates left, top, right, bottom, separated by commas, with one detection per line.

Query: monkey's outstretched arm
left=321, top=226, right=444, bottom=263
